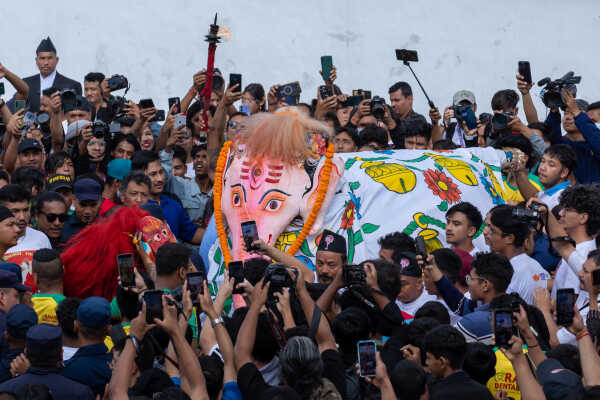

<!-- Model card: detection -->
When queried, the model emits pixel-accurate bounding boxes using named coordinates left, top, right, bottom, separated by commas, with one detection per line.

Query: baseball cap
left=0, top=262, right=23, bottom=283
left=0, top=270, right=31, bottom=292
left=395, top=252, right=422, bottom=277
left=537, top=358, right=583, bottom=400
left=65, top=120, right=91, bottom=142
left=588, top=101, right=600, bottom=111
left=17, top=138, right=43, bottom=154
left=7, top=304, right=38, bottom=339
left=73, top=178, right=102, bottom=202
left=107, top=158, right=132, bottom=181
left=47, top=174, right=73, bottom=192
left=77, top=297, right=111, bottom=329
left=453, top=90, right=476, bottom=106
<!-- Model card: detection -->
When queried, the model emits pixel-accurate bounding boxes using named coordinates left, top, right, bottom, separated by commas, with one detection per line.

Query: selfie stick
left=402, top=60, right=436, bottom=109
left=201, top=13, right=221, bottom=132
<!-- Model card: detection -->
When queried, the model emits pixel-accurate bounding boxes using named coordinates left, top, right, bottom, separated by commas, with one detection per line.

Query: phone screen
left=229, top=74, right=242, bottom=93
left=117, top=253, right=135, bottom=287
left=321, top=56, right=333, bottom=81
left=139, top=99, right=155, bottom=109
left=241, top=221, right=259, bottom=250
left=144, top=290, right=164, bottom=324
left=357, top=340, right=377, bottom=377
left=557, top=289, right=575, bottom=326
left=168, top=97, right=181, bottom=114
left=187, top=272, right=205, bottom=299
left=15, top=100, right=26, bottom=112
left=229, top=261, right=244, bottom=294
left=493, top=310, right=513, bottom=347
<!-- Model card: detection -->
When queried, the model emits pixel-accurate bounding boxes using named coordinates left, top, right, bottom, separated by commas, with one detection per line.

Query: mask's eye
left=264, top=198, right=282, bottom=212
left=162, top=229, right=169, bottom=237
left=232, top=192, right=242, bottom=207
left=154, top=233, right=161, bottom=242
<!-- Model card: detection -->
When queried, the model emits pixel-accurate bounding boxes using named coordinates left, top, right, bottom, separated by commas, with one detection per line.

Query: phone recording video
left=556, top=289, right=575, bottom=326
left=357, top=340, right=377, bottom=377
left=319, top=85, right=334, bottom=99
left=493, top=309, right=513, bottom=348
left=229, top=74, right=242, bottom=93
left=117, top=253, right=135, bottom=287
left=187, top=272, right=205, bottom=300
left=518, top=61, right=532, bottom=84
left=168, top=97, right=181, bottom=114
left=144, top=290, right=164, bottom=324
left=241, top=221, right=259, bottom=251
left=416, top=236, right=427, bottom=258
left=139, top=98, right=155, bottom=109
left=228, top=261, right=244, bottom=294
left=320, top=55, right=333, bottom=81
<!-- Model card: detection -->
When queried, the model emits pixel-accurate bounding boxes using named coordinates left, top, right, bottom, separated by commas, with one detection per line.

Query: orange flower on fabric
left=424, top=169, right=461, bottom=204
left=340, top=199, right=356, bottom=229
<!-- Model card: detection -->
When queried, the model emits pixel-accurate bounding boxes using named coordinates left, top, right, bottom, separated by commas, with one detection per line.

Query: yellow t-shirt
left=31, top=293, right=66, bottom=326
left=486, top=347, right=528, bottom=400
left=502, top=174, right=543, bottom=205
left=104, top=323, right=131, bottom=352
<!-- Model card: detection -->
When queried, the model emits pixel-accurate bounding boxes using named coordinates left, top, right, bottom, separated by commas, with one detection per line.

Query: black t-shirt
left=237, top=349, right=346, bottom=400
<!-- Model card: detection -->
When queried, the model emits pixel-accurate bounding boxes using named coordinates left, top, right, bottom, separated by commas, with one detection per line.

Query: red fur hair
left=61, top=206, right=149, bottom=300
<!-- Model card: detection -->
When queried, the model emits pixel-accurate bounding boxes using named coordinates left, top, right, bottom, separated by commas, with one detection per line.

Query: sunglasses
left=40, top=212, right=68, bottom=223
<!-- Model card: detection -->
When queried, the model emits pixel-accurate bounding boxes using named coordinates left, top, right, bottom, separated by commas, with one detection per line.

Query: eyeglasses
left=465, top=275, right=486, bottom=284
left=40, top=212, right=68, bottom=223
left=228, top=121, right=245, bottom=130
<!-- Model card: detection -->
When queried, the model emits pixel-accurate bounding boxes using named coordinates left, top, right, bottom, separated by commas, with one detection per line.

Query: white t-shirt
left=557, top=296, right=600, bottom=345
left=185, top=162, right=195, bottom=180
left=507, top=253, right=550, bottom=305
left=396, top=289, right=439, bottom=318
left=551, top=239, right=596, bottom=309
left=63, top=346, right=78, bottom=361
left=3, top=227, right=52, bottom=282
left=536, top=181, right=569, bottom=212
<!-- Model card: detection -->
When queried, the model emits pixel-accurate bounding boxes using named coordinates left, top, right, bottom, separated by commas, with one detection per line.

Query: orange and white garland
left=213, top=141, right=335, bottom=268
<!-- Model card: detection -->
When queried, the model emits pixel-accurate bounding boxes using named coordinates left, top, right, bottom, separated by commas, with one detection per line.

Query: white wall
left=2, top=0, right=599, bottom=117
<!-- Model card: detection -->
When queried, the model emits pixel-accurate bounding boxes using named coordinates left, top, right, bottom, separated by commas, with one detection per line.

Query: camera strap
left=265, top=302, right=287, bottom=349
left=308, top=305, right=322, bottom=340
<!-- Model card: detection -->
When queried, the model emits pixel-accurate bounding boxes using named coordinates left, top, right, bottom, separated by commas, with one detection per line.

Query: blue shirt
left=0, top=366, right=94, bottom=399
left=455, top=303, right=493, bottom=344
left=149, top=194, right=199, bottom=242
left=532, top=232, right=561, bottom=272
left=199, top=216, right=218, bottom=270
left=62, top=343, right=112, bottom=397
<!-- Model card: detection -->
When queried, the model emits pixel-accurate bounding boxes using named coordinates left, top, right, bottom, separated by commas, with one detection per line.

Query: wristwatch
left=211, top=316, right=225, bottom=328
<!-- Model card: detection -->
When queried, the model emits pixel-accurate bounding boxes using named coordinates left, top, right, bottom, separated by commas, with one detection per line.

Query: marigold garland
left=213, top=141, right=335, bottom=268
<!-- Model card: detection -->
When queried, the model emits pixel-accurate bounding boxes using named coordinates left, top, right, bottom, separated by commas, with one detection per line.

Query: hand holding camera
left=498, top=335, right=525, bottom=362
left=362, top=262, right=379, bottom=291
left=422, top=254, right=443, bottom=282
left=7, top=110, right=25, bottom=137
left=130, top=302, right=156, bottom=340
left=48, top=91, right=62, bottom=114
left=252, top=278, right=270, bottom=307
left=442, top=105, right=454, bottom=126
left=561, top=88, right=581, bottom=116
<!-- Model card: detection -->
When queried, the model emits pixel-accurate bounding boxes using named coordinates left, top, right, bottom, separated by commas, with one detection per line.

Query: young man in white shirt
left=487, top=205, right=549, bottom=304
left=445, top=202, right=483, bottom=258
left=0, top=185, right=51, bottom=282
left=514, top=144, right=577, bottom=212
left=395, top=252, right=438, bottom=318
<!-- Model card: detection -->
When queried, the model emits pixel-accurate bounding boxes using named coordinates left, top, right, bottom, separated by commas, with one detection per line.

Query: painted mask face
left=136, top=216, right=177, bottom=260
left=221, top=147, right=341, bottom=260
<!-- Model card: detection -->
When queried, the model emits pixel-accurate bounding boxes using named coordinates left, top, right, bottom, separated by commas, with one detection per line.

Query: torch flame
left=217, top=26, right=232, bottom=42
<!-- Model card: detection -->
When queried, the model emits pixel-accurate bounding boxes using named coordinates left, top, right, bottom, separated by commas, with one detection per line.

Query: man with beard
left=0, top=185, right=51, bottom=282
left=315, top=230, right=346, bottom=285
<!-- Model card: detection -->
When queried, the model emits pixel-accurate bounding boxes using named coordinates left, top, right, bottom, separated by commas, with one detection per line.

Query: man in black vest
left=9, top=37, right=81, bottom=113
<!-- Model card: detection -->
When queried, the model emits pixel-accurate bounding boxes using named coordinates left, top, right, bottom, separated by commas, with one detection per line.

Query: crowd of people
left=0, top=35, right=598, bottom=399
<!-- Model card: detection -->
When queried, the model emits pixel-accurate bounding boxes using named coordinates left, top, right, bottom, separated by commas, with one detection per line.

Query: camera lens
left=282, top=85, right=293, bottom=96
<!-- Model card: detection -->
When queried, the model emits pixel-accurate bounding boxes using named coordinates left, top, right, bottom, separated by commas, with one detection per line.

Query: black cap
left=588, top=101, right=600, bottom=111
left=47, top=174, right=73, bottom=192
left=537, top=358, right=583, bottom=400
left=317, top=229, right=347, bottom=255
left=0, top=206, right=14, bottom=223
left=17, top=138, right=43, bottom=154
left=0, top=270, right=31, bottom=291
left=36, top=37, right=56, bottom=54
left=73, top=96, right=91, bottom=112
left=395, top=252, right=422, bottom=277
left=26, top=323, right=62, bottom=354
left=7, top=304, right=38, bottom=339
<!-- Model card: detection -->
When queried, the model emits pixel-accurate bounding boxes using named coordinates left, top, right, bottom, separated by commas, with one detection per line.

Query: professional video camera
left=512, top=203, right=542, bottom=229
left=343, top=265, right=366, bottom=287
left=537, top=71, right=581, bottom=109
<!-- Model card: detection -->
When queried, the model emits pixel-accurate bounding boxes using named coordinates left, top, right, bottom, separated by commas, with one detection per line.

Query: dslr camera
left=264, top=263, right=296, bottom=289
left=537, top=71, right=581, bottom=110
left=91, top=121, right=109, bottom=138
left=276, top=82, right=301, bottom=98
left=512, top=204, right=541, bottom=229
left=491, top=111, right=515, bottom=132
left=107, top=75, right=129, bottom=91
left=60, top=89, right=77, bottom=112
left=343, top=265, right=366, bottom=287
left=370, top=96, right=386, bottom=120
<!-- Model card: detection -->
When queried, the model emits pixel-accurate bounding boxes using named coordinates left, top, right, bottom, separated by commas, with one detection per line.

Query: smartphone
left=143, top=290, right=164, bottom=324
left=284, top=95, right=298, bottom=106
left=239, top=104, right=250, bottom=116
left=117, top=253, right=135, bottom=287
left=416, top=236, right=427, bottom=257
left=139, top=99, right=155, bottom=109
left=518, top=61, right=532, bottom=84
left=229, top=73, right=242, bottom=93
left=241, top=220, right=259, bottom=251
left=556, top=288, right=575, bottom=326
left=357, top=340, right=377, bottom=377
left=363, top=91, right=372, bottom=100
left=493, top=309, right=514, bottom=348
left=229, top=261, right=244, bottom=294
left=168, top=97, right=181, bottom=114
left=15, top=100, right=26, bottom=112
left=187, top=271, right=205, bottom=300
left=319, top=85, right=334, bottom=99
left=593, top=269, right=600, bottom=286
left=21, top=112, right=36, bottom=131
left=0, top=82, right=4, bottom=96
left=341, top=95, right=363, bottom=108
left=321, top=56, right=333, bottom=82
left=151, top=110, right=165, bottom=122
left=396, top=49, right=419, bottom=63
left=174, top=115, right=186, bottom=130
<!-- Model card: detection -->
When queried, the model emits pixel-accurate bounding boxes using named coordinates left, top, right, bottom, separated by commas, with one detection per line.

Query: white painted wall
left=2, top=0, right=599, bottom=117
